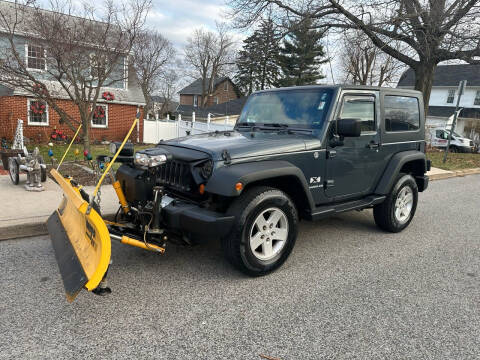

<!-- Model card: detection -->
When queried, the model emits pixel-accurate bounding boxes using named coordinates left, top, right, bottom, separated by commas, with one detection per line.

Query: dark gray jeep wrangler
left=116, top=85, right=430, bottom=276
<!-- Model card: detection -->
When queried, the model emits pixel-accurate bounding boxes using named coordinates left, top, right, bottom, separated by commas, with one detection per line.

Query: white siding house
left=397, top=64, right=480, bottom=144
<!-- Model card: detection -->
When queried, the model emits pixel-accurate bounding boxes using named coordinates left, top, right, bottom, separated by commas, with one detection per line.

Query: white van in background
left=428, top=127, right=475, bottom=153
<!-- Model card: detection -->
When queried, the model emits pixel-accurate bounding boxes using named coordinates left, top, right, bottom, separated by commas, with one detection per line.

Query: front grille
left=157, top=160, right=192, bottom=191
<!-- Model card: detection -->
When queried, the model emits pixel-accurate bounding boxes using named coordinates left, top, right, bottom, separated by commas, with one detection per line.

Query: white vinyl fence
left=143, top=112, right=235, bottom=144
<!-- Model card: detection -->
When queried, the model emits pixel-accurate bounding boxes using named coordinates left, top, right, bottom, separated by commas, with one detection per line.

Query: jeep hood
left=161, top=131, right=321, bottom=160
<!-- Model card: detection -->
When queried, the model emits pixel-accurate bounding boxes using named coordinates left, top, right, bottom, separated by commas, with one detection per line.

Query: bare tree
left=228, top=0, right=480, bottom=112
left=184, top=24, right=235, bottom=107
left=132, top=30, right=175, bottom=116
left=0, top=0, right=150, bottom=150
left=341, top=30, right=405, bottom=87
left=157, top=68, right=181, bottom=118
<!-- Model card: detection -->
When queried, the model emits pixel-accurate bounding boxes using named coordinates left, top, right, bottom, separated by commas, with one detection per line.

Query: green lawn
left=427, top=151, right=480, bottom=171
left=34, top=143, right=152, bottom=164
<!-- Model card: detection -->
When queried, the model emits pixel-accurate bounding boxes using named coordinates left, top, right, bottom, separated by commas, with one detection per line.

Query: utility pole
left=443, top=80, right=467, bottom=163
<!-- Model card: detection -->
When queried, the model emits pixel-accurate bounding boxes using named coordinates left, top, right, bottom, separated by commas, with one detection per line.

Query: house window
left=193, top=95, right=198, bottom=107
left=26, top=44, right=46, bottom=70
left=123, top=57, right=129, bottom=89
left=224, top=82, right=228, bottom=91
left=27, top=99, right=48, bottom=126
left=90, top=53, right=106, bottom=79
left=474, top=90, right=480, bottom=106
left=214, top=96, right=219, bottom=104
left=446, top=89, right=455, bottom=104
left=92, top=104, right=108, bottom=128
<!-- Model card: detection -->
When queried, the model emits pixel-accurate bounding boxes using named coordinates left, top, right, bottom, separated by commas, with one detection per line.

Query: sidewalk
left=0, top=175, right=119, bottom=240
left=427, top=166, right=480, bottom=180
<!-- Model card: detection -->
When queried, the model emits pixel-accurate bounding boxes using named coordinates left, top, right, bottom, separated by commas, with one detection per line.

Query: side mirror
left=337, top=118, right=361, bottom=137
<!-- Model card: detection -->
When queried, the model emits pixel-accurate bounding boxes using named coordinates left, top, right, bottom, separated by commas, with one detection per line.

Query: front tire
left=222, top=186, right=298, bottom=276
left=373, top=174, right=418, bottom=233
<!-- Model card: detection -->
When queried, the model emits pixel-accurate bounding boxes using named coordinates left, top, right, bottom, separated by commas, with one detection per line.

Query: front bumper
left=162, top=201, right=235, bottom=238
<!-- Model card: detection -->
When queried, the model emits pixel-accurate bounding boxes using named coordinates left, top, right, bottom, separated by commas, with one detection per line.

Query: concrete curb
left=0, top=213, right=117, bottom=241
left=0, top=221, right=48, bottom=241
left=429, top=168, right=480, bottom=181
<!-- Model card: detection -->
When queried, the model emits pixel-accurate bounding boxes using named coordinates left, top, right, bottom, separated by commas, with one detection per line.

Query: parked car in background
left=428, top=127, right=475, bottom=153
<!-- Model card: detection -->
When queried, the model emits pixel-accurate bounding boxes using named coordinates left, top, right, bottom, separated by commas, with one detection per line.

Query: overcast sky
left=146, top=0, right=338, bottom=82
left=146, top=0, right=233, bottom=47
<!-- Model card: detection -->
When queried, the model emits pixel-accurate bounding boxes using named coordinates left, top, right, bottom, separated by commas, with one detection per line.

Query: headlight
left=148, top=154, right=168, bottom=167
left=200, top=160, right=213, bottom=179
left=134, top=153, right=167, bottom=168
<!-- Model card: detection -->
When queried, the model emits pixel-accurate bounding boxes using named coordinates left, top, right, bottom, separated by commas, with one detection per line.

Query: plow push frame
left=47, top=113, right=165, bottom=302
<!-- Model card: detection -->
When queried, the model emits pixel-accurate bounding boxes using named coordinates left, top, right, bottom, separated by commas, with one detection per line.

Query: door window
left=339, top=95, right=375, bottom=133
left=436, top=130, right=448, bottom=139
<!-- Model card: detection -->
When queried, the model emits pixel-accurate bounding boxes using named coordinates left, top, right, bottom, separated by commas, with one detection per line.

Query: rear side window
left=384, top=96, right=420, bottom=132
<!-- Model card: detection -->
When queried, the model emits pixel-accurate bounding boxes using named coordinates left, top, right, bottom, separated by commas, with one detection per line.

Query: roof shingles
left=398, top=64, right=480, bottom=87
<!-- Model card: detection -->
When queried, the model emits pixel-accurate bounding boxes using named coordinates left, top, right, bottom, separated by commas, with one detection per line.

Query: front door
left=325, top=91, right=385, bottom=201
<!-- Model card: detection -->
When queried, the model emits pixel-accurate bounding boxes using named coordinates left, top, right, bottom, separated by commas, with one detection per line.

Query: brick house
left=0, top=1, right=146, bottom=143
left=177, top=77, right=242, bottom=113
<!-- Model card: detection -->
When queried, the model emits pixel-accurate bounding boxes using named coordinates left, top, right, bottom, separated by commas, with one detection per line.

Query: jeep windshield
left=236, top=88, right=334, bottom=130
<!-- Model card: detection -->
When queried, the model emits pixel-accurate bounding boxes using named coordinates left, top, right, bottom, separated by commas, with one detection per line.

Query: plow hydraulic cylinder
left=112, top=180, right=130, bottom=215
left=110, top=234, right=165, bottom=253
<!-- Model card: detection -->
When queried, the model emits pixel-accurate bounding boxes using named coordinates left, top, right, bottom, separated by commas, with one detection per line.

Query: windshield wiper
left=236, top=122, right=260, bottom=131
left=286, top=127, right=314, bottom=134
left=236, top=122, right=254, bottom=127
left=262, top=123, right=289, bottom=128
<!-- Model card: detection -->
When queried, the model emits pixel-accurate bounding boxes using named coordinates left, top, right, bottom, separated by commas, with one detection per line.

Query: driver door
left=325, top=91, right=384, bottom=201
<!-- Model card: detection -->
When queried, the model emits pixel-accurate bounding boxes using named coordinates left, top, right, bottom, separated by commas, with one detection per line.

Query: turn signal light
left=199, top=184, right=205, bottom=195
left=235, top=182, right=243, bottom=191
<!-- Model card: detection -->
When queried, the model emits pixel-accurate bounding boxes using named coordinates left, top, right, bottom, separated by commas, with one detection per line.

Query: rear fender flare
left=204, top=160, right=315, bottom=209
left=375, top=150, right=427, bottom=195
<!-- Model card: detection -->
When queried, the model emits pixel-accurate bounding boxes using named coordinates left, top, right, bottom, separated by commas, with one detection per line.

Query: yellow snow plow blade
left=47, top=168, right=111, bottom=302
left=47, top=116, right=139, bottom=302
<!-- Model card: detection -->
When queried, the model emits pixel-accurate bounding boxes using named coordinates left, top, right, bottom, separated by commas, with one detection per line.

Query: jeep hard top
left=113, top=85, right=430, bottom=276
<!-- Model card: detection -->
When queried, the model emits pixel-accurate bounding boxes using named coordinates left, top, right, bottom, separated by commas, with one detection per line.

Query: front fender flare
left=204, top=160, right=315, bottom=209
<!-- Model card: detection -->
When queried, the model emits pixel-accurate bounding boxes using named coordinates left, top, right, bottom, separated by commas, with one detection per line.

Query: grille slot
left=157, top=160, right=190, bottom=190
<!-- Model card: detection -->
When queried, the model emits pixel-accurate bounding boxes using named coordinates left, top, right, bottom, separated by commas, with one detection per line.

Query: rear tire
left=222, top=186, right=298, bottom=276
left=373, top=173, right=418, bottom=233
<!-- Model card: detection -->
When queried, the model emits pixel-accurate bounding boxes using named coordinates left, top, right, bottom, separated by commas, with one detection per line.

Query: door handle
left=367, top=141, right=380, bottom=149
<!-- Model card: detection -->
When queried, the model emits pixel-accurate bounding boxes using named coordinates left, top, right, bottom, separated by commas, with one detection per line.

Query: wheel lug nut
left=260, top=235, right=265, bottom=239
left=269, top=224, right=273, bottom=228
left=263, top=226, right=267, bottom=230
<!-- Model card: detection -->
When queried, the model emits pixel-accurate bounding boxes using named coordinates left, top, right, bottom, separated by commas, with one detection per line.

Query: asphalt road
left=0, top=175, right=479, bottom=360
